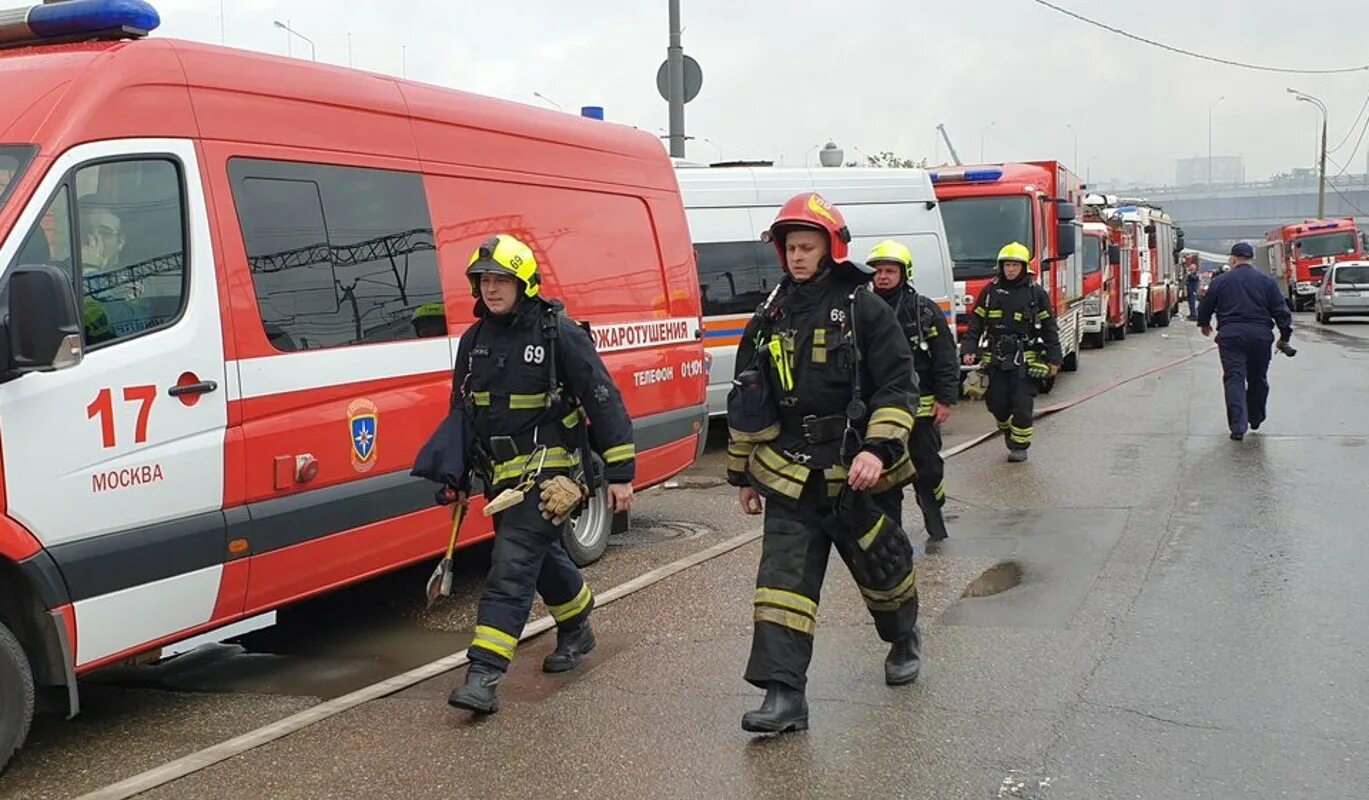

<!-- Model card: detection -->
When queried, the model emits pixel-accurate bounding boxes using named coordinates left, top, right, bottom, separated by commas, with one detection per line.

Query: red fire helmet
left=764, top=192, right=853, bottom=265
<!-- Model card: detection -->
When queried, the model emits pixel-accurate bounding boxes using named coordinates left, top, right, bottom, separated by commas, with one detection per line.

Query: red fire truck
left=1260, top=218, right=1366, bottom=310
left=1079, top=193, right=1133, bottom=346
left=1109, top=202, right=1182, bottom=331
left=933, top=161, right=1085, bottom=377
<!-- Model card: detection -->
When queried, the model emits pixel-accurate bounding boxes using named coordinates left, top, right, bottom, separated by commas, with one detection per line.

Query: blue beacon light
left=0, top=0, right=160, bottom=47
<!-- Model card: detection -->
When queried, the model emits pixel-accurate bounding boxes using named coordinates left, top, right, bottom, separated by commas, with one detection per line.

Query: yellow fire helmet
left=996, top=241, right=1033, bottom=274
left=865, top=239, right=914, bottom=284
left=467, top=234, right=541, bottom=298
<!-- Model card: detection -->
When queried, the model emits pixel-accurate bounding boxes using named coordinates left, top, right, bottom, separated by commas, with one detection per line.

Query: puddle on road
left=962, top=561, right=1024, bottom=598
left=90, top=559, right=476, bottom=701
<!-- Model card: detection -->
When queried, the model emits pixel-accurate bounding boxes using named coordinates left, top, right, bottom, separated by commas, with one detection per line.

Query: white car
left=1314, top=261, right=1369, bottom=323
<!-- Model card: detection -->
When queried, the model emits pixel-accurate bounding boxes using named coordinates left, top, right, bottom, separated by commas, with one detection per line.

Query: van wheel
left=563, top=484, right=611, bottom=567
left=1084, top=331, right=1105, bottom=350
left=0, top=621, right=34, bottom=776
left=1037, top=376, right=1056, bottom=395
left=1130, top=311, right=1149, bottom=334
left=1061, top=349, right=1079, bottom=372
left=1152, top=307, right=1171, bottom=328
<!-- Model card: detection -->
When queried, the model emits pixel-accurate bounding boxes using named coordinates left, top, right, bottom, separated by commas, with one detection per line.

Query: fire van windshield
left=1297, top=231, right=1356, bottom=259
left=0, top=146, right=35, bottom=212
left=940, top=196, right=1033, bottom=281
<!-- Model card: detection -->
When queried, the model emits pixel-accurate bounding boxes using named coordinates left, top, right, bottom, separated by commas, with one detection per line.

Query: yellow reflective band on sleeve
left=871, top=452, right=916, bottom=494
left=857, top=516, right=884, bottom=551
left=508, top=393, right=550, bottom=410
left=471, top=625, right=518, bottom=661
left=824, top=466, right=848, bottom=498
left=974, top=306, right=988, bottom=318
left=987, top=309, right=1004, bottom=318
left=562, top=409, right=584, bottom=428
left=728, top=423, right=781, bottom=444
left=916, top=395, right=936, bottom=418
left=859, top=569, right=918, bottom=612
left=492, top=447, right=579, bottom=484
left=866, top=406, right=915, bottom=442
left=1037, top=310, right=1051, bottom=321
left=603, top=444, right=636, bottom=464
left=754, top=587, right=818, bottom=618
left=927, top=326, right=939, bottom=338
left=472, top=392, right=492, bottom=406
left=727, top=442, right=756, bottom=474
left=549, top=583, right=593, bottom=623
left=754, top=606, right=815, bottom=636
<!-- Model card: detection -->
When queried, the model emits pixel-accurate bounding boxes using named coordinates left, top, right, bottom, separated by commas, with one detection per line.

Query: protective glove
left=1026, top=361, right=1050, bottom=379
left=538, top=475, right=588, bottom=526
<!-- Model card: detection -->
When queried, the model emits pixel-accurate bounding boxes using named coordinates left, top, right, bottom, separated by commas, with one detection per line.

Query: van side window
left=76, top=159, right=187, bottom=346
left=6, top=159, right=186, bottom=348
left=228, top=159, right=443, bottom=352
left=697, top=241, right=771, bottom=317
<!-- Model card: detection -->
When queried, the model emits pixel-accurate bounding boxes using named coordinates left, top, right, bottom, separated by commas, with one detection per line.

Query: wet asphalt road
left=5, top=313, right=1368, bottom=799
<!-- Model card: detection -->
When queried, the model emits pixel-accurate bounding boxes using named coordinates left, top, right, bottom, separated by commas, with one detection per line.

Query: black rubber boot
left=542, top=621, right=596, bottom=673
left=922, top=504, right=949, bottom=542
left=885, top=626, right=923, bottom=686
left=447, top=664, right=503, bottom=714
left=1008, top=449, right=1029, bottom=463
left=741, top=682, right=809, bottom=734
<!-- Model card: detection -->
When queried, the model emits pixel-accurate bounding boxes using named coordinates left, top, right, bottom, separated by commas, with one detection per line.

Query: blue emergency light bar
left=0, top=0, right=159, bottom=48
left=929, top=167, right=1004, bottom=185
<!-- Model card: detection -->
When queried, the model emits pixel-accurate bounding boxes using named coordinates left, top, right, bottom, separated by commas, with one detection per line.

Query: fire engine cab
left=0, top=0, right=706, bottom=772
left=933, top=161, right=1085, bottom=380
left=1261, top=217, right=1366, bottom=311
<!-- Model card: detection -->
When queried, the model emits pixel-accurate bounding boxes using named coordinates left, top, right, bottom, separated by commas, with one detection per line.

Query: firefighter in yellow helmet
left=866, top=240, right=957, bottom=540
left=960, top=242, right=1062, bottom=463
left=444, top=234, right=636, bottom=714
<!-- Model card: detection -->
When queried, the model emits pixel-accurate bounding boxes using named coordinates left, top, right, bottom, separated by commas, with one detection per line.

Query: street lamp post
left=980, top=121, right=996, bottom=163
left=1288, top=88, right=1328, bottom=218
left=1066, top=123, right=1078, bottom=169
left=1208, top=95, right=1225, bottom=186
left=272, top=20, right=315, bottom=61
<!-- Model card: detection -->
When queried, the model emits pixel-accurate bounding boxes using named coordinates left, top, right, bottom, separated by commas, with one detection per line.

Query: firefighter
left=866, top=240, right=958, bottom=541
left=411, top=301, right=447, bottom=338
left=445, top=234, right=636, bottom=715
left=960, top=242, right=1062, bottom=463
left=727, top=193, right=922, bottom=735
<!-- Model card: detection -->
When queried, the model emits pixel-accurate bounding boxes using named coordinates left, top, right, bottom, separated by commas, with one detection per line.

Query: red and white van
left=0, top=1, right=705, bottom=770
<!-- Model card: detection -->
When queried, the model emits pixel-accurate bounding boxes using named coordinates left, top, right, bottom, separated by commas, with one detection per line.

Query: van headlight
left=1083, top=295, right=1102, bottom=315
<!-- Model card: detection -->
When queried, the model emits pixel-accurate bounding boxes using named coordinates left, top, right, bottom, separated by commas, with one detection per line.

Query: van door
left=0, top=140, right=231, bottom=668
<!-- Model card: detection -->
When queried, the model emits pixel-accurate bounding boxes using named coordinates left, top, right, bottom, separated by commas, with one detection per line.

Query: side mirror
left=1056, top=223, right=1078, bottom=258
left=1056, top=202, right=1077, bottom=222
left=1108, top=244, right=1122, bottom=265
left=3, top=264, right=84, bottom=380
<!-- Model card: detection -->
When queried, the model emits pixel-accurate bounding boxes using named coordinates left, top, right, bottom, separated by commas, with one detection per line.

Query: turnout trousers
left=468, top=490, right=594, bottom=671
left=985, top=367, right=1037, bottom=451
left=909, top=415, right=947, bottom=516
left=1216, top=332, right=1273, bottom=436
left=745, top=477, right=919, bottom=692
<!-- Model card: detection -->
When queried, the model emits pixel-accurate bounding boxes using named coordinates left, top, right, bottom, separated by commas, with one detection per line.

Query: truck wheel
left=1037, top=376, right=1056, bottom=395
left=0, top=620, right=34, bottom=776
left=1061, top=349, right=1079, bottom=372
left=563, top=484, right=611, bottom=567
left=1112, top=322, right=1127, bottom=341
left=1130, top=311, right=1148, bottom=334
left=1152, top=307, right=1171, bottom=328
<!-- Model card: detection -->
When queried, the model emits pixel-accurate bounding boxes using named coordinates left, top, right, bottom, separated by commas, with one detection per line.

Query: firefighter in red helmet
left=725, top=192, right=923, bottom=734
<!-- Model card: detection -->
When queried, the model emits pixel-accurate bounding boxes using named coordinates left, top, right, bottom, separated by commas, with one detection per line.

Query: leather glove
left=538, top=475, right=587, bottom=525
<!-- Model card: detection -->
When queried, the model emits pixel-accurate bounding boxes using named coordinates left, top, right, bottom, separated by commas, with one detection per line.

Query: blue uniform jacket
left=1196, top=265, right=1293, bottom=343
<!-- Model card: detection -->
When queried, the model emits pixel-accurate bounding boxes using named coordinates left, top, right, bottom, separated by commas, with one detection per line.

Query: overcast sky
left=155, top=0, right=1369, bottom=186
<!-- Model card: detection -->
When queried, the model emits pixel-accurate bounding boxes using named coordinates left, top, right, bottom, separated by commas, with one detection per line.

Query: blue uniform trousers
left=1216, top=330, right=1273, bottom=436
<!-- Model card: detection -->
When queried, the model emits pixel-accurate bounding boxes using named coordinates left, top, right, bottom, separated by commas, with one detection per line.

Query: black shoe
left=1230, top=432, right=1244, bottom=441
left=885, top=627, right=923, bottom=686
left=741, top=682, right=809, bottom=733
left=1008, top=450, right=1029, bottom=463
left=923, top=507, right=949, bottom=542
left=447, top=665, right=502, bottom=714
left=1250, top=421, right=1261, bottom=431
left=542, top=622, right=596, bottom=673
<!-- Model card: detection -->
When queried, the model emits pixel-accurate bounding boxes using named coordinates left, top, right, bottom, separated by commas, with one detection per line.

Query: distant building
left=1176, top=156, right=1245, bottom=186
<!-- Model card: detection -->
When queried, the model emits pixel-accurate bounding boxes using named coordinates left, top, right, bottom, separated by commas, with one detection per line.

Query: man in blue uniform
left=1196, top=242, right=1294, bottom=441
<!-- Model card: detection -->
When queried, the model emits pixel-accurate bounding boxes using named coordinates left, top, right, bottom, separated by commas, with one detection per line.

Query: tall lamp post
left=272, top=20, right=315, bottom=61
left=1288, top=88, right=1328, bottom=218
left=1207, top=95, right=1225, bottom=186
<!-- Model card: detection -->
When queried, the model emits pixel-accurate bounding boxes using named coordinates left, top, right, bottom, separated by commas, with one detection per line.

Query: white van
left=675, top=165, right=957, bottom=416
